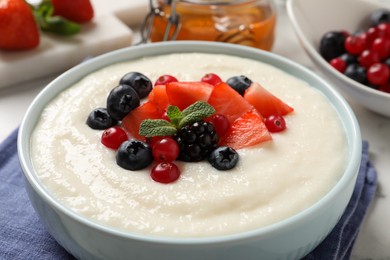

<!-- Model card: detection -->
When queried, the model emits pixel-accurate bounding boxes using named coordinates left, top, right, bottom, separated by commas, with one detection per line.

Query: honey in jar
left=148, top=0, right=277, bottom=51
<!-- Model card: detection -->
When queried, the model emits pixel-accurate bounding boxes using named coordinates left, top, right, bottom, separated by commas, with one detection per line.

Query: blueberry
left=107, top=84, right=140, bottom=121
left=208, top=146, right=239, bottom=170
left=226, top=75, right=253, bottom=96
left=384, top=57, right=390, bottom=68
left=370, top=9, right=390, bottom=27
left=116, top=140, right=153, bottom=171
left=319, top=31, right=347, bottom=61
left=120, top=72, right=153, bottom=99
left=340, top=53, right=358, bottom=65
left=86, top=108, right=117, bottom=130
left=344, top=64, right=367, bottom=85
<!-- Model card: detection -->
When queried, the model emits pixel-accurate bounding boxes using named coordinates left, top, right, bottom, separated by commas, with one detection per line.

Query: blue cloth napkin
left=0, top=128, right=377, bottom=260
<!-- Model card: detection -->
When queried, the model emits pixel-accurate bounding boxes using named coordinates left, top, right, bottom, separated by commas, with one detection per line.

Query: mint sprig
left=139, top=101, right=215, bottom=138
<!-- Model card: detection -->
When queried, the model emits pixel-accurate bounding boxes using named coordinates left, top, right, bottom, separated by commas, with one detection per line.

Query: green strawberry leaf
left=31, top=0, right=81, bottom=36
left=139, top=119, right=177, bottom=138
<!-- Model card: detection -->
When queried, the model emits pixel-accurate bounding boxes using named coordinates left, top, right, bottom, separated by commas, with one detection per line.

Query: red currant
left=151, top=162, right=180, bottom=184
left=207, top=114, right=230, bottom=137
left=201, top=73, right=223, bottom=86
left=370, top=37, right=390, bottom=59
left=154, top=74, right=178, bottom=86
left=379, top=82, right=390, bottom=93
left=367, top=63, right=390, bottom=86
left=358, top=49, right=380, bottom=68
left=344, top=35, right=366, bottom=55
left=377, top=23, right=390, bottom=39
left=152, top=137, right=180, bottom=162
left=264, top=115, right=286, bottom=133
left=361, top=27, right=378, bottom=45
left=330, top=57, right=347, bottom=72
left=101, top=126, right=128, bottom=150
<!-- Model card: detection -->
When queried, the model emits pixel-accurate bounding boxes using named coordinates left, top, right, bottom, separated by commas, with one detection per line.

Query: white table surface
left=1, top=1, right=389, bottom=259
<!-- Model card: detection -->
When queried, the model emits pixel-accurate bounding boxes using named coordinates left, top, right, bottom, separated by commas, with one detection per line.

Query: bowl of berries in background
left=18, top=41, right=361, bottom=259
left=287, top=0, right=390, bottom=117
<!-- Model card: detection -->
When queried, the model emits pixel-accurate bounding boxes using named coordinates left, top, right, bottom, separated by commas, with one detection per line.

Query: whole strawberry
left=0, top=0, right=40, bottom=50
left=51, top=0, right=94, bottom=24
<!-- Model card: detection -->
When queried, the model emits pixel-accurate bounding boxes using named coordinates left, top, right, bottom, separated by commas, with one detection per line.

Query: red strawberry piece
left=208, top=82, right=253, bottom=124
left=121, top=101, right=165, bottom=140
left=52, top=0, right=94, bottom=23
left=219, top=109, right=272, bottom=150
left=148, top=84, right=169, bottom=110
left=166, top=81, right=213, bottom=110
left=0, top=0, right=40, bottom=50
left=243, top=82, right=294, bottom=117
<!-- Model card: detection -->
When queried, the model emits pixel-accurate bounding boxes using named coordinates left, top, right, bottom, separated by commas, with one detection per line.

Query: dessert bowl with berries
left=287, top=0, right=390, bottom=117
left=18, top=41, right=361, bottom=260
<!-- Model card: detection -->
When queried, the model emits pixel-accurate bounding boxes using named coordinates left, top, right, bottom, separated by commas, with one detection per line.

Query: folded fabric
left=0, top=128, right=377, bottom=260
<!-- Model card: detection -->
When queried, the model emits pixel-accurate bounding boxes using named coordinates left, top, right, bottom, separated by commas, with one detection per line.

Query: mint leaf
left=179, top=101, right=215, bottom=128
left=167, top=106, right=182, bottom=127
left=139, top=119, right=177, bottom=137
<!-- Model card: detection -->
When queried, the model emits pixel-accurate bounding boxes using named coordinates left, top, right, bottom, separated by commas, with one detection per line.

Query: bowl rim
left=18, top=41, right=362, bottom=245
left=286, top=0, right=390, bottom=99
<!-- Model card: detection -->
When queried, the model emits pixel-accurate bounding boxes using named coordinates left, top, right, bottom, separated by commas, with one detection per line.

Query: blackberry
left=174, top=121, right=219, bottom=162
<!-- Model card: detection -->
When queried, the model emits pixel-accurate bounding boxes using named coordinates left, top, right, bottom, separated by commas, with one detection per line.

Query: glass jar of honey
left=140, top=0, right=277, bottom=51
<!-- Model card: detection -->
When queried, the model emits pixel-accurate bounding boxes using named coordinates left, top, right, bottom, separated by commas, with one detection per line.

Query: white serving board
left=0, top=0, right=149, bottom=89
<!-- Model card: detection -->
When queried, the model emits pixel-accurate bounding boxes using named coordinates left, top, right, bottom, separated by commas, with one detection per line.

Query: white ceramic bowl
left=287, top=0, right=390, bottom=117
left=18, top=41, right=361, bottom=260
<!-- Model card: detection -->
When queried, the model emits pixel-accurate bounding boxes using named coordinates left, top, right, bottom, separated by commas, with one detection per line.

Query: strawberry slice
left=219, top=109, right=272, bottom=150
left=148, top=84, right=169, bottom=110
left=122, top=101, right=165, bottom=140
left=244, top=82, right=294, bottom=117
left=166, top=81, right=213, bottom=110
left=208, top=82, right=253, bottom=124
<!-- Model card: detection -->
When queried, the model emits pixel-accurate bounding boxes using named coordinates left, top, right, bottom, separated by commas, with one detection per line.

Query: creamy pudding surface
left=30, top=53, right=347, bottom=237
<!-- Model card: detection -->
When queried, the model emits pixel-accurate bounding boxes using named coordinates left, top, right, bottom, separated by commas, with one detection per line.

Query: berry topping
left=264, top=115, right=287, bottom=133
left=319, top=31, right=347, bottom=61
left=151, top=162, right=181, bottom=184
left=166, top=81, right=213, bottom=110
left=107, top=84, right=140, bottom=121
left=201, top=73, right=223, bottom=86
left=174, top=121, right=218, bottom=162
left=207, top=114, right=230, bottom=138
left=119, top=72, right=153, bottom=99
left=208, top=146, right=239, bottom=170
left=116, top=140, right=153, bottom=171
left=122, top=101, right=165, bottom=140
left=243, top=82, right=294, bottom=117
left=148, top=84, right=169, bottom=110
left=208, top=82, right=253, bottom=124
left=220, top=109, right=272, bottom=150
left=152, top=137, right=180, bottom=162
left=101, top=126, right=128, bottom=150
left=86, top=108, right=117, bottom=130
left=155, top=74, right=178, bottom=86
left=226, top=75, right=253, bottom=96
